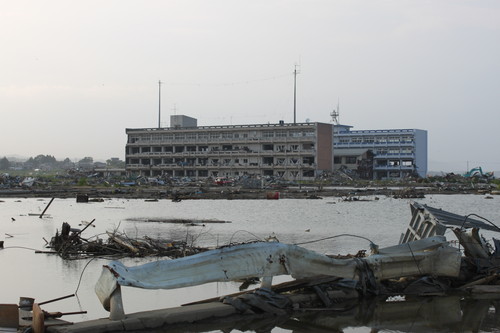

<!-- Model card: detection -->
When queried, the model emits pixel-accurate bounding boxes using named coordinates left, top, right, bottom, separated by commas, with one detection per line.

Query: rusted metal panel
left=0, top=304, right=18, bottom=329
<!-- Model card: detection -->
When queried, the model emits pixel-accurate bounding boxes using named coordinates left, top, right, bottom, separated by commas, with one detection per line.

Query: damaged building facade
left=333, top=125, right=427, bottom=179
left=125, top=116, right=333, bottom=180
left=125, top=116, right=427, bottom=181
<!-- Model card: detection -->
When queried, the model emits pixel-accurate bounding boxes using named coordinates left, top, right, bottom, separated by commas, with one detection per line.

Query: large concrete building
left=125, top=116, right=334, bottom=180
left=333, top=125, right=428, bottom=179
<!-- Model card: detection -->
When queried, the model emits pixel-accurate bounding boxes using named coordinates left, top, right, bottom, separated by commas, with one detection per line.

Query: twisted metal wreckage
left=95, top=201, right=500, bottom=321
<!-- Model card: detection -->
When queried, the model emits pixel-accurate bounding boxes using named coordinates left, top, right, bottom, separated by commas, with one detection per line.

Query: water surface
left=1, top=194, right=499, bottom=332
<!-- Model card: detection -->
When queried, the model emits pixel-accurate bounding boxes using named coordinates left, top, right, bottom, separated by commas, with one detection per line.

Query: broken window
left=346, top=156, right=357, bottom=164
left=263, top=157, right=274, bottom=165
left=303, top=157, right=314, bottom=165
left=302, top=170, right=314, bottom=177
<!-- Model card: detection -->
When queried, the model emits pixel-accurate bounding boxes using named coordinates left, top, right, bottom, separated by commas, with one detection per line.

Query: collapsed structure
left=94, top=201, right=500, bottom=322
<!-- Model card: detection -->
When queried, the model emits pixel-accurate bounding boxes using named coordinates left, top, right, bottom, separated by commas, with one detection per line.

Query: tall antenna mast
left=293, top=64, right=300, bottom=125
left=330, top=98, right=340, bottom=125
left=158, top=80, right=162, bottom=128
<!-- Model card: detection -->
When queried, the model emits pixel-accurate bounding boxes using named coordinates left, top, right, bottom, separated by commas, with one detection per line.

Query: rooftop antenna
left=330, top=98, right=340, bottom=125
left=158, top=80, right=162, bottom=128
left=293, top=63, right=300, bottom=125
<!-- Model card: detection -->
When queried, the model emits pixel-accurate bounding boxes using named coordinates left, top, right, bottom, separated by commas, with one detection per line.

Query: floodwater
left=1, top=194, right=499, bottom=332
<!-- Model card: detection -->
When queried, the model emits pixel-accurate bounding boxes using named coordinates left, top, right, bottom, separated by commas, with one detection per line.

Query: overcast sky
left=1, top=1, right=499, bottom=173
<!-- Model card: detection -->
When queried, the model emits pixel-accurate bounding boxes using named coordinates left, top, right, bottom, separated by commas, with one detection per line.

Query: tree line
left=0, top=155, right=124, bottom=171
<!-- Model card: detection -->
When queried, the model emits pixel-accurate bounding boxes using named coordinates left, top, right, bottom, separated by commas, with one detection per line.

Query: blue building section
left=333, top=125, right=427, bottom=180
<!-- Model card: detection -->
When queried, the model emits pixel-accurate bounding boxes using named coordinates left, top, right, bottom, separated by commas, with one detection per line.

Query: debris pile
left=45, top=221, right=209, bottom=260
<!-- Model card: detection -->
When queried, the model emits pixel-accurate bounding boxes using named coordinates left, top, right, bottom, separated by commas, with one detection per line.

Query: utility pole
left=293, top=64, right=300, bottom=125
left=158, top=80, right=162, bottom=128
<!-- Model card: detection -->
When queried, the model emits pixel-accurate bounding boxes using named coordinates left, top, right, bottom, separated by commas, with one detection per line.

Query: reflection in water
left=140, top=295, right=500, bottom=333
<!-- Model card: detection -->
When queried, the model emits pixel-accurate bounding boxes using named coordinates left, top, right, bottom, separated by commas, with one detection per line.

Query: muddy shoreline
left=0, top=184, right=495, bottom=200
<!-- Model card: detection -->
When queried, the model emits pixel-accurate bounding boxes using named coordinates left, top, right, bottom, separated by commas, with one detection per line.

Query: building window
left=303, top=130, right=315, bottom=137
left=263, top=170, right=274, bottom=176
left=303, top=156, right=314, bottom=165
left=263, top=157, right=273, bottom=165
left=388, top=136, right=400, bottom=143
left=346, top=156, right=357, bottom=164
left=275, top=131, right=287, bottom=137
left=334, top=156, right=341, bottom=164
left=363, top=137, right=374, bottom=143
